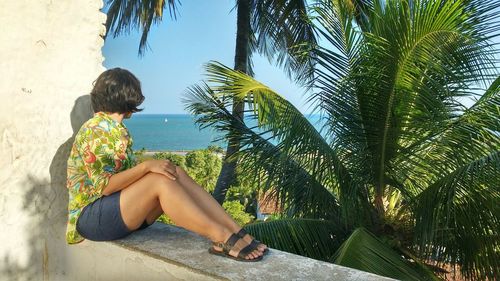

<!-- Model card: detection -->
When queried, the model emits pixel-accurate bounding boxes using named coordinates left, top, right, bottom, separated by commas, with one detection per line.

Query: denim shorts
left=76, top=190, right=151, bottom=241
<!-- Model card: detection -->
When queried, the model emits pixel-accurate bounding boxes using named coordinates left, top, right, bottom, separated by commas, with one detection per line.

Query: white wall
left=0, top=1, right=105, bottom=280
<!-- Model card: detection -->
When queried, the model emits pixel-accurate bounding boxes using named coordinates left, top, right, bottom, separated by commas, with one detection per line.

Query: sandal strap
left=213, top=233, right=260, bottom=259
left=237, top=228, right=262, bottom=244
left=248, top=239, right=261, bottom=250
left=236, top=228, right=248, bottom=237
left=236, top=241, right=260, bottom=259
left=213, top=233, right=240, bottom=253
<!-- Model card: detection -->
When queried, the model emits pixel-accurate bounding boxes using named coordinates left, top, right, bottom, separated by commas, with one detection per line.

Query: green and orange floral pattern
left=66, top=112, right=136, bottom=244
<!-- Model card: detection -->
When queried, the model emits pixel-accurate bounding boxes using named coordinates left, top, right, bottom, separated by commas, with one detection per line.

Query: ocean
left=123, top=114, right=324, bottom=151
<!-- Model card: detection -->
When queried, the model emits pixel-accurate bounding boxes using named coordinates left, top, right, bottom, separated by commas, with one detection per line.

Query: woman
left=66, top=68, right=267, bottom=262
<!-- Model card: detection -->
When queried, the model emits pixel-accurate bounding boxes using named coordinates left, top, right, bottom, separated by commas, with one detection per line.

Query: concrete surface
left=109, top=223, right=395, bottom=281
left=65, top=238, right=220, bottom=281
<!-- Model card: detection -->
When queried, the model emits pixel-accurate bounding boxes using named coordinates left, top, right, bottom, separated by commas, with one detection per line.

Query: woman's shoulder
left=79, top=114, right=119, bottom=133
left=75, top=114, right=129, bottom=144
left=74, top=116, right=107, bottom=141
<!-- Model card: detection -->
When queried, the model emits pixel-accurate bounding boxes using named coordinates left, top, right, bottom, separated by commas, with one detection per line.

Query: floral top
left=66, top=112, right=136, bottom=244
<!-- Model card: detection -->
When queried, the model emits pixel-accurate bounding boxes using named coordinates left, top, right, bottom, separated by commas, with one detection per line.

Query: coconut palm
left=104, top=0, right=318, bottom=203
left=104, top=0, right=180, bottom=56
left=184, top=0, right=500, bottom=279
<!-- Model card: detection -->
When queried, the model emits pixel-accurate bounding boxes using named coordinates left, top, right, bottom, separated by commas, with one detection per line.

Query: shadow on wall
left=0, top=96, right=93, bottom=280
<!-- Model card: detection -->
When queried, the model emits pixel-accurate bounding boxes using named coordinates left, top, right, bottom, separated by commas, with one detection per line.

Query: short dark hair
left=90, top=68, right=145, bottom=113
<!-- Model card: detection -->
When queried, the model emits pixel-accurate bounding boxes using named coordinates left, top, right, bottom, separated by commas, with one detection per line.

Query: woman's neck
left=106, top=112, right=125, bottom=123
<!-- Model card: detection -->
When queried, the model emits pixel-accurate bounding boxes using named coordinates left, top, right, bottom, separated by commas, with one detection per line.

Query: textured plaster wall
left=0, top=1, right=105, bottom=280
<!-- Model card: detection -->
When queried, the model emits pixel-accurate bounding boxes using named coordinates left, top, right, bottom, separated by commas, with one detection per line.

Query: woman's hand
left=144, top=159, right=178, bottom=180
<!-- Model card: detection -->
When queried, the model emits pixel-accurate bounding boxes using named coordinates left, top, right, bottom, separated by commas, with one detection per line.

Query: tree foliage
left=184, top=0, right=500, bottom=279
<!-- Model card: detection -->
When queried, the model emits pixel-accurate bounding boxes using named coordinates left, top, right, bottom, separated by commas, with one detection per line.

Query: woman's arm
left=77, top=123, right=178, bottom=197
left=101, top=160, right=178, bottom=196
left=101, top=162, right=148, bottom=196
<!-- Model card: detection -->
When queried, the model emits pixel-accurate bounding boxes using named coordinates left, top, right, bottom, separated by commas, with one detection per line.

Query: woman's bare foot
left=211, top=233, right=263, bottom=260
left=237, top=228, right=268, bottom=253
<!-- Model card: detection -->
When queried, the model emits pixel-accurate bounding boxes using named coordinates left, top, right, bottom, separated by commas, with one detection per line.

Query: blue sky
left=102, top=1, right=500, bottom=114
left=102, top=1, right=310, bottom=114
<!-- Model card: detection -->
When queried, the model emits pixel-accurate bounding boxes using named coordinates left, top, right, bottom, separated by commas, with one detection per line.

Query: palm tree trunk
left=374, top=188, right=385, bottom=217
left=212, top=0, right=251, bottom=204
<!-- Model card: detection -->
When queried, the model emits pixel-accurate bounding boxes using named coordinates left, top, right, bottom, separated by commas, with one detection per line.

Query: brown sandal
left=208, top=233, right=263, bottom=262
left=237, top=228, right=269, bottom=255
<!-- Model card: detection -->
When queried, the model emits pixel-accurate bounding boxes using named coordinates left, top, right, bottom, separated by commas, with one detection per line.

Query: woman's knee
left=145, top=172, right=182, bottom=191
left=175, top=166, right=194, bottom=183
left=175, top=166, right=188, bottom=176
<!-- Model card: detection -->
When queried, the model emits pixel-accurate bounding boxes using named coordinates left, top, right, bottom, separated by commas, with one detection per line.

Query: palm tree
left=104, top=0, right=180, bottom=56
left=185, top=0, right=500, bottom=279
left=104, top=0, right=318, bottom=204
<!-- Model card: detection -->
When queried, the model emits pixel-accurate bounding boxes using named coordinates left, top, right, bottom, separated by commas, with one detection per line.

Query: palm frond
left=202, top=61, right=375, bottom=224
left=389, top=76, right=500, bottom=200
left=182, top=83, right=345, bottom=222
left=411, top=77, right=500, bottom=280
left=474, top=74, right=500, bottom=105
left=413, top=151, right=500, bottom=280
left=244, top=218, right=347, bottom=261
left=365, top=0, right=497, bottom=194
left=104, top=0, right=179, bottom=55
left=310, top=0, right=377, bottom=186
left=252, top=0, right=318, bottom=85
left=334, top=228, right=437, bottom=280
left=312, top=0, right=500, bottom=203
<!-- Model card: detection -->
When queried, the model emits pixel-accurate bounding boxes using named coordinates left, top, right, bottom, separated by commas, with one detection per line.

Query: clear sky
left=102, top=2, right=499, bottom=114
left=102, top=0, right=311, bottom=114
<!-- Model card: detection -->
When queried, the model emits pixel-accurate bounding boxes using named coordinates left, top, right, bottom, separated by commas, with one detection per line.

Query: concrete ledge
left=83, top=223, right=393, bottom=281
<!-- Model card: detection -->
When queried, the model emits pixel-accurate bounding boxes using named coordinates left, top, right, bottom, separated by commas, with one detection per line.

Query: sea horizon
left=124, top=113, right=325, bottom=151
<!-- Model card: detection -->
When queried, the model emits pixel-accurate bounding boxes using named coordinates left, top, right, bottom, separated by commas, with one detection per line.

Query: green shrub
left=185, top=149, right=222, bottom=193
left=157, top=213, right=174, bottom=225
left=153, top=152, right=187, bottom=170
left=134, top=147, right=147, bottom=157
left=226, top=164, right=262, bottom=215
left=134, top=147, right=149, bottom=162
left=157, top=200, right=255, bottom=227
left=207, top=145, right=224, bottom=154
left=223, top=200, right=255, bottom=226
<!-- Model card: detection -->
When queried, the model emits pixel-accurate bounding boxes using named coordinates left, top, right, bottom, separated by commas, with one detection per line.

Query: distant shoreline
left=141, top=150, right=225, bottom=158
left=143, top=150, right=192, bottom=156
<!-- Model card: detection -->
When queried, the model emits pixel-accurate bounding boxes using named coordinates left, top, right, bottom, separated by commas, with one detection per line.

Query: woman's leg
left=119, top=172, right=262, bottom=259
left=175, top=167, right=267, bottom=251
left=175, top=167, right=241, bottom=232
left=144, top=199, right=163, bottom=224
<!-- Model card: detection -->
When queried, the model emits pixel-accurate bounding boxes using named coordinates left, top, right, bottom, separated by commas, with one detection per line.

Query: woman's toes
left=253, top=250, right=262, bottom=257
